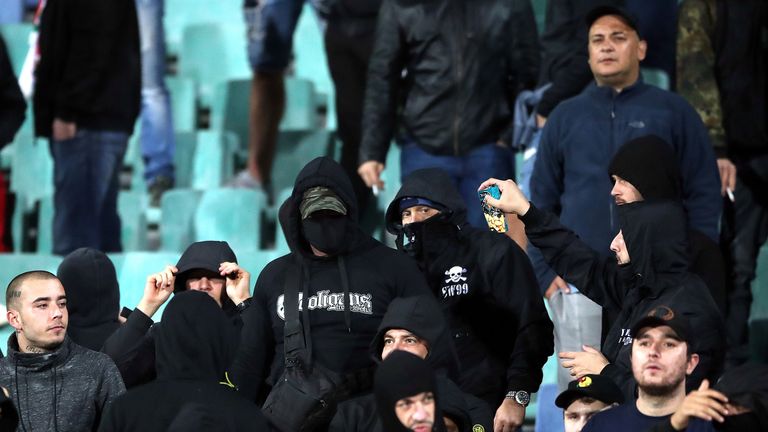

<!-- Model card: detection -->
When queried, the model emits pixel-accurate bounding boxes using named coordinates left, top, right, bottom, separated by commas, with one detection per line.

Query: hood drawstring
left=13, top=354, right=61, bottom=432
left=337, top=256, right=352, bottom=333
left=15, top=362, right=31, bottom=432
left=52, top=365, right=59, bottom=432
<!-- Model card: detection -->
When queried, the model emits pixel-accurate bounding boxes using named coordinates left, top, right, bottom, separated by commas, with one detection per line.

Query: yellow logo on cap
left=473, top=426, right=485, bottom=432
left=577, top=376, right=593, bottom=388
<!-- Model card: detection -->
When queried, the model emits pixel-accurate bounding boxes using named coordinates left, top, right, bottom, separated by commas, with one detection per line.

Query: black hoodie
left=330, top=296, right=493, bottom=432
left=231, top=157, right=431, bottom=404
left=102, top=241, right=243, bottom=388
left=98, top=291, right=267, bottom=432
left=57, top=247, right=121, bottom=351
left=385, top=168, right=553, bottom=404
left=520, top=200, right=725, bottom=399
left=374, top=351, right=447, bottom=432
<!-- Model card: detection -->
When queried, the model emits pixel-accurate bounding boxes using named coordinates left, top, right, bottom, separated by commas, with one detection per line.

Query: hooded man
left=0, top=270, right=125, bottom=431
left=555, top=374, right=624, bottom=432
left=98, top=290, right=267, bottom=431
left=231, top=157, right=431, bottom=423
left=479, top=178, right=725, bottom=399
left=385, top=168, right=553, bottom=431
left=57, top=247, right=121, bottom=351
left=102, top=240, right=251, bottom=387
left=608, top=135, right=726, bottom=309
left=330, top=295, right=493, bottom=432
left=374, top=350, right=447, bottom=432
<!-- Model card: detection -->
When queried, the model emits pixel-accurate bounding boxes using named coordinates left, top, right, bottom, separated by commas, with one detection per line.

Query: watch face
left=515, top=391, right=530, bottom=406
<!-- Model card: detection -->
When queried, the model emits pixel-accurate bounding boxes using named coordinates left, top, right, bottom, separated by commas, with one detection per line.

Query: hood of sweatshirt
left=617, top=200, right=689, bottom=294
left=385, top=168, right=467, bottom=234
left=155, top=291, right=238, bottom=381
left=173, top=241, right=238, bottom=312
left=56, top=248, right=120, bottom=350
left=608, top=134, right=682, bottom=201
left=370, top=295, right=459, bottom=380
left=374, top=351, right=447, bottom=432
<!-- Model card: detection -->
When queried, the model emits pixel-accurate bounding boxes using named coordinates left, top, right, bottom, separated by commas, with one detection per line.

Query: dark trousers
left=723, top=155, right=768, bottom=365
left=50, top=129, right=127, bottom=255
left=324, top=25, right=375, bottom=214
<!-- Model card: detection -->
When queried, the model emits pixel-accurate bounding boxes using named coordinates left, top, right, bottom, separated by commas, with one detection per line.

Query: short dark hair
left=5, top=270, right=58, bottom=309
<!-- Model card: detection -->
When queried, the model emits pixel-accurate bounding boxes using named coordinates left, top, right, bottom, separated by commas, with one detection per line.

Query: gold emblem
left=472, top=425, right=485, bottom=432
left=577, top=376, right=593, bottom=388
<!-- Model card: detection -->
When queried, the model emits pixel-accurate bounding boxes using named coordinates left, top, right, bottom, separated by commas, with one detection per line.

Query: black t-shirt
left=582, top=403, right=669, bottom=432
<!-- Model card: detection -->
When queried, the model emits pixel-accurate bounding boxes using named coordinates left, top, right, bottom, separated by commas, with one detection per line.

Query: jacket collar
left=6, top=334, right=73, bottom=370
left=586, top=75, right=646, bottom=99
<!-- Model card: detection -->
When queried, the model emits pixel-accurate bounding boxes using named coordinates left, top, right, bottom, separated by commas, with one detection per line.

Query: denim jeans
left=49, top=129, right=128, bottom=255
left=136, top=0, right=175, bottom=184
left=400, top=141, right=515, bottom=228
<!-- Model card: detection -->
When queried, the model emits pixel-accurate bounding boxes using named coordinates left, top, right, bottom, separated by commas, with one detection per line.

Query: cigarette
left=726, top=188, right=735, bottom=203
left=372, top=185, right=380, bottom=196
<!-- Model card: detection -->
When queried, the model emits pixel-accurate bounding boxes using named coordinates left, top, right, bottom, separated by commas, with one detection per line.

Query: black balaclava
left=608, top=134, right=682, bottom=201
left=301, top=215, right=348, bottom=256
left=713, top=363, right=768, bottom=431
left=155, top=291, right=238, bottom=381
left=374, top=351, right=445, bottom=432
left=56, top=247, right=120, bottom=351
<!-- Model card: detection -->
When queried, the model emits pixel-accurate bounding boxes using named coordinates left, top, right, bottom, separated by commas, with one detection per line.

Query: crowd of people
left=0, top=0, right=766, bottom=431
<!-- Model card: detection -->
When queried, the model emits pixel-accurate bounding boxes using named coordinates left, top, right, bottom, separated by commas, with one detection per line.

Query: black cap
left=585, top=5, right=641, bottom=37
left=555, top=374, right=625, bottom=409
left=630, top=305, right=692, bottom=345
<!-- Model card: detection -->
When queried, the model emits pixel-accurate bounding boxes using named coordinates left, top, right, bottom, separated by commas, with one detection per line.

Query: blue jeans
left=50, top=130, right=128, bottom=255
left=136, top=0, right=175, bottom=184
left=400, top=142, right=515, bottom=228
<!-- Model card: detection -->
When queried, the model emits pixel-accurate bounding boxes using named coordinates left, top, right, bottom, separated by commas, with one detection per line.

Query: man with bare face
left=0, top=271, right=124, bottom=431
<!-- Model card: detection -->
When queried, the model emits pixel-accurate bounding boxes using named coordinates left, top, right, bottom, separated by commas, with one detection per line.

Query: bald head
left=6, top=271, right=59, bottom=310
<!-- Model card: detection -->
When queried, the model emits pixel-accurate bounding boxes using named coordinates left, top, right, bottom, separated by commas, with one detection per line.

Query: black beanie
left=374, top=351, right=441, bottom=432
left=608, top=135, right=682, bottom=201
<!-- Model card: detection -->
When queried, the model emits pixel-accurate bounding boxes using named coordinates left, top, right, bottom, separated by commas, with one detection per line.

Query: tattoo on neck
left=25, top=345, right=45, bottom=354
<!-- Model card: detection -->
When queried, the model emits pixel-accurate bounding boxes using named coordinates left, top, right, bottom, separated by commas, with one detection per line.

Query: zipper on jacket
left=609, top=92, right=618, bottom=233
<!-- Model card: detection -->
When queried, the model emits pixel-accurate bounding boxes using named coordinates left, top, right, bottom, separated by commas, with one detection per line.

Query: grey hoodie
left=0, top=335, right=125, bottom=431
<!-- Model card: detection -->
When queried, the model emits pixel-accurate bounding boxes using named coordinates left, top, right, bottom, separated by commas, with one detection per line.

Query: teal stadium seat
left=194, top=188, right=267, bottom=252
left=118, top=190, right=149, bottom=251
left=170, top=130, right=238, bottom=190
left=166, top=76, right=196, bottom=132
left=178, top=23, right=250, bottom=107
left=0, top=23, right=32, bottom=75
left=159, top=189, right=202, bottom=252
left=641, top=67, right=670, bottom=91
left=164, top=0, right=244, bottom=56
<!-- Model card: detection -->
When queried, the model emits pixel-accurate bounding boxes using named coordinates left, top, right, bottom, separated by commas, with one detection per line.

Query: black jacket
left=360, top=0, right=539, bottom=163
left=57, top=247, right=121, bottom=351
left=330, top=296, right=494, bottom=432
left=520, top=200, right=725, bottom=398
left=536, top=0, right=623, bottom=117
left=385, top=168, right=553, bottom=403
left=102, top=241, right=244, bottom=388
left=98, top=291, right=265, bottom=432
left=33, top=0, right=140, bottom=137
left=231, top=157, right=431, bottom=402
left=0, top=35, right=25, bottom=147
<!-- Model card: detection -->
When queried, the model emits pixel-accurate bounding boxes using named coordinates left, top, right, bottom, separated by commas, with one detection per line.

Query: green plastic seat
left=641, top=67, right=671, bottom=91
left=178, top=23, right=250, bottom=107
left=271, top=129, right=333, bottom=196
left=237, top=249, right=284, bottom=280
left=164, top=0, right=244, bottom=55
left=107, top=251, right=181, bottom=315
left=172, top=131, right=197, bottom=189
left=159, top=189, right=202, bottom=252
left=36, top=195, right=54, bottom=254
left=118, top=190, right=149, bottom=251
left=167, top=76, right=196, bottom=132
left=292, top=4, right=335, bottom=129
left=194, top=188, right=266, bottom=252
left=0, top=23, right=33, bottom=75
left=169, top=130, right=237, bottom=190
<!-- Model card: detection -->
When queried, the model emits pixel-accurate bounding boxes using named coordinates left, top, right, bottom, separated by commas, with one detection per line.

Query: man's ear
left=637, top=40, right=648, bottom=62
left=686, top=353, right=700, bottom=375
left=7, top=309, right=22, bottom=332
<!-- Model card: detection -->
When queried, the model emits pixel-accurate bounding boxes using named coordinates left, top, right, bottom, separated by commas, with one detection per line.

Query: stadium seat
left=238, top=249, right=284, bottom=281
left=178, top=22, right=250, bottom=107
left=107, top=251, right=181, bottom=315
left=164, top=0, right=244, bottom=55
left=36, top=195, right=53, bottom=254
left=167, top=76, right=196, bottom=132
left=159, top=189, right=202, bottom=252
left=641, top=67, right=670, bottom=90
left=118, top=190, right=149, bottom=251
left=271, top=129, right=333, bottom=196
left=170, top=130, right=238, bottom=190
left=0, top=22, right=32, bottom=74
left=194, top=188, right=266, bottom=252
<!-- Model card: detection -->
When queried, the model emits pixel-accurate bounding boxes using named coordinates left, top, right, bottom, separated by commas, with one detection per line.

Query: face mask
left=302, top=216, right=347, bottom=256
left=714, top=413, right=762, bottom=431
left=396, top=214, right=456, bottom=261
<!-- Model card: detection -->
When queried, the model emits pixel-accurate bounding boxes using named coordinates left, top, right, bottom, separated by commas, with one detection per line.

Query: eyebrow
left=32, top=295, right=66, bottom=303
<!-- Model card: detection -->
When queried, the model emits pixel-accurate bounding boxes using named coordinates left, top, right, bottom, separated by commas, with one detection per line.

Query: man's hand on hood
left=220, top=262, right=251, bottom=305
left=138, top=265, right=177, bottom=318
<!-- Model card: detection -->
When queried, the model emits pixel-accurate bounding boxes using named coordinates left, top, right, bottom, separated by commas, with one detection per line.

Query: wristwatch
left=505, top=390, right=530, bottom=407
left=235, top=297, right=253, bottom=313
